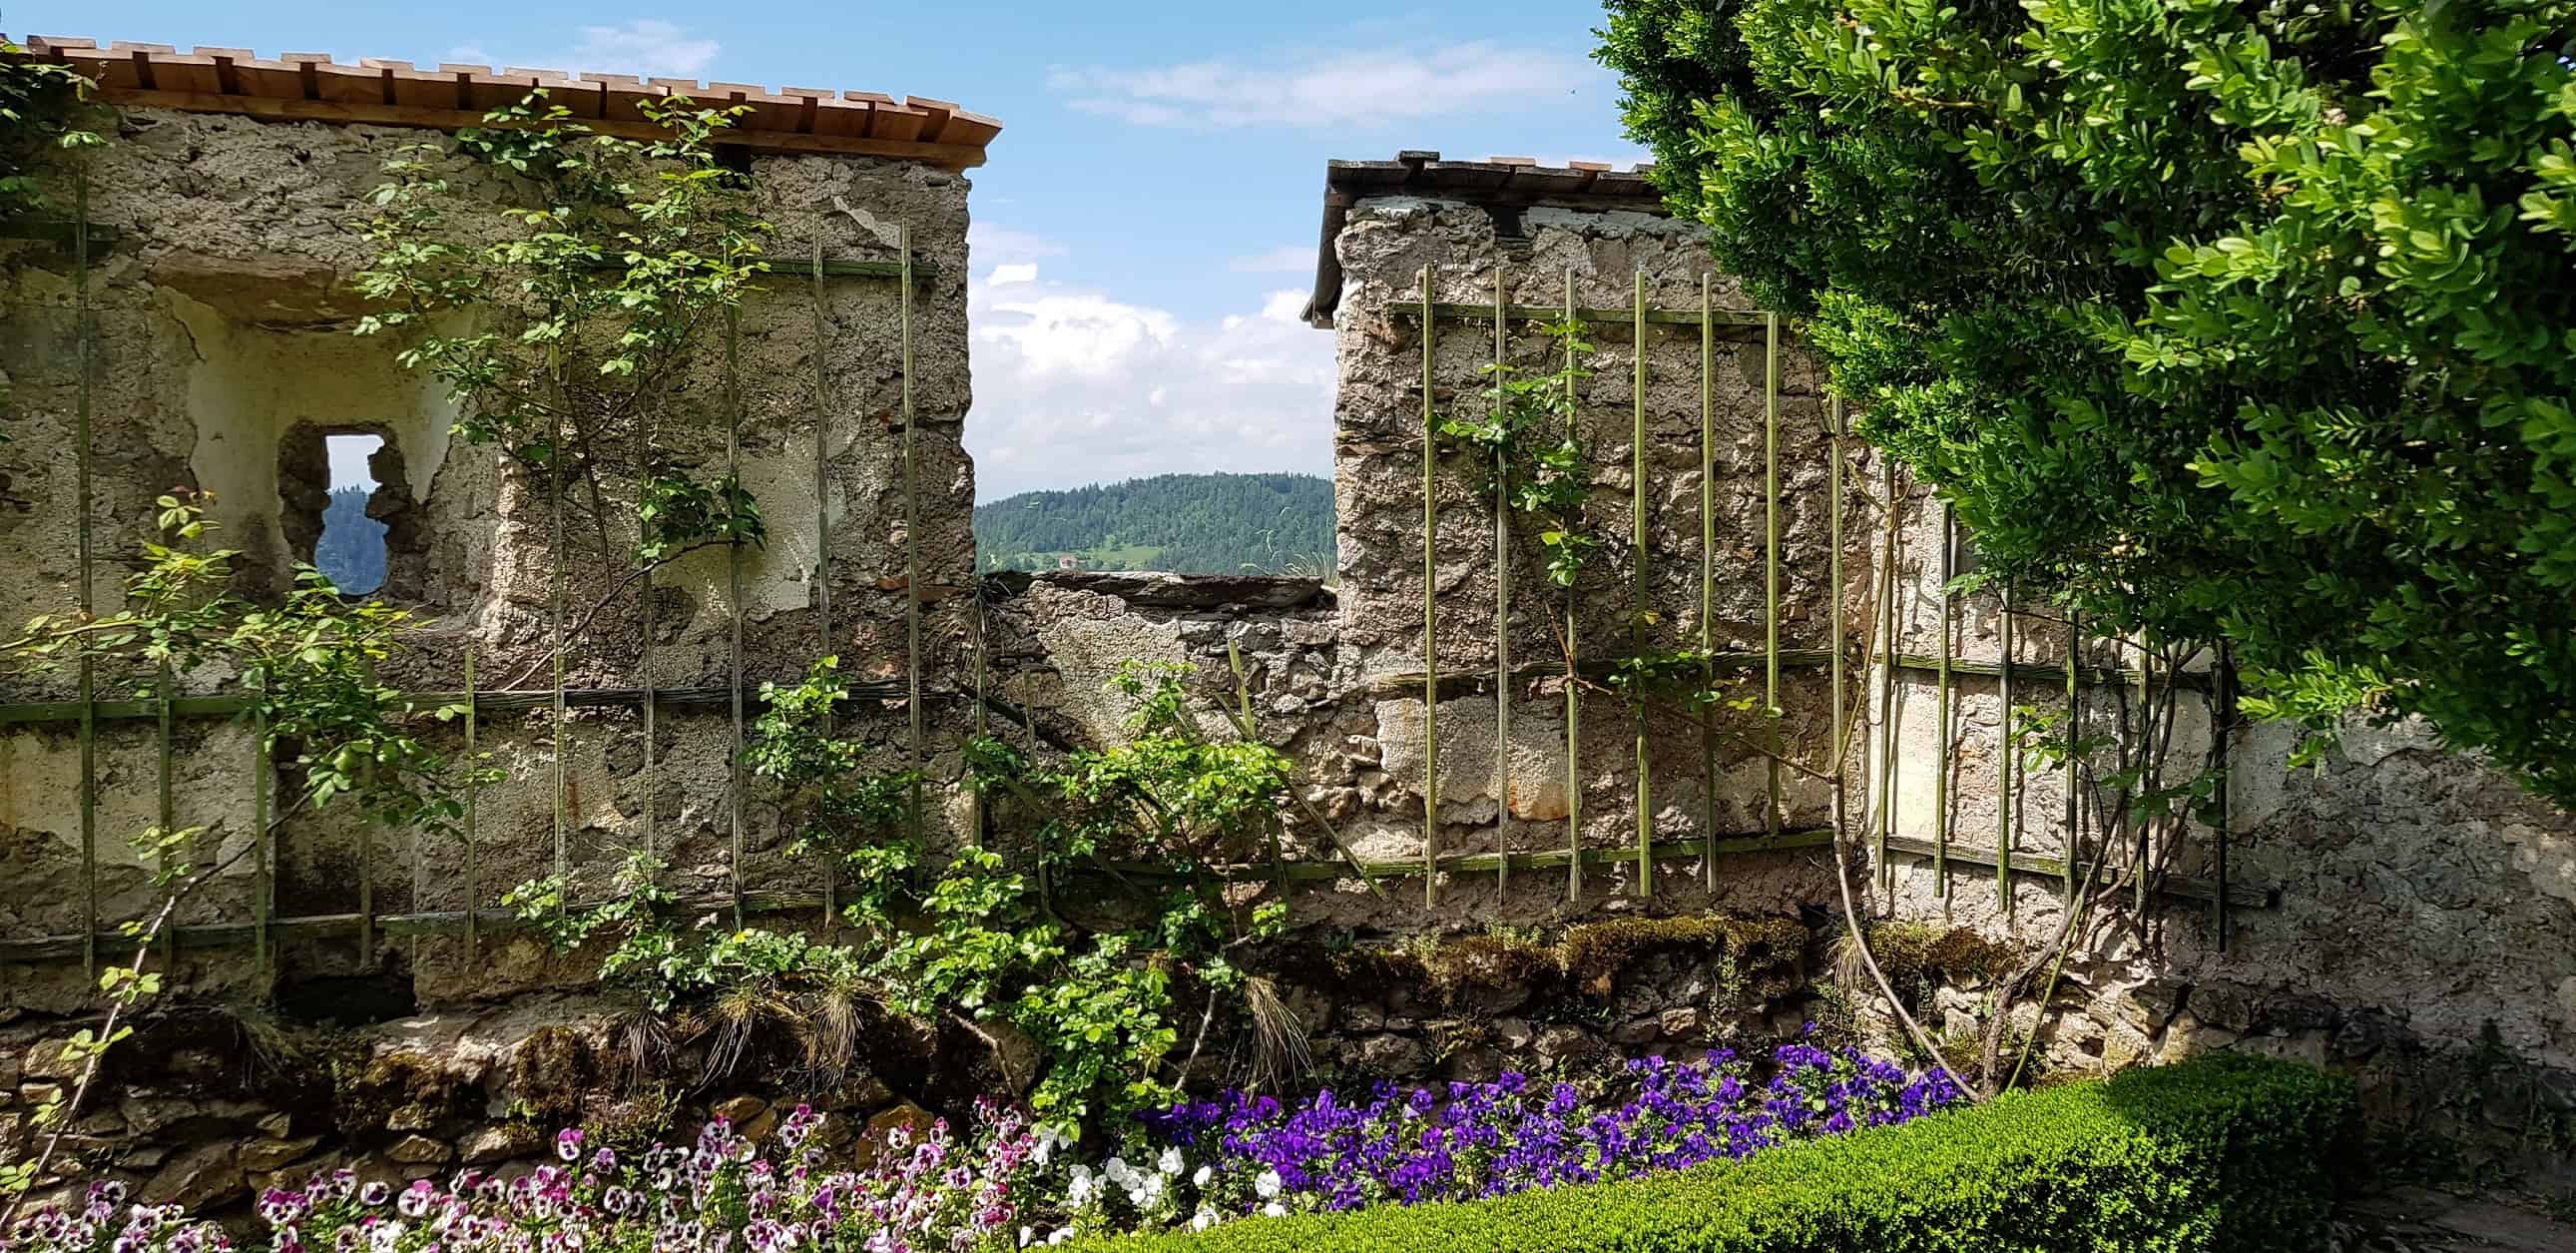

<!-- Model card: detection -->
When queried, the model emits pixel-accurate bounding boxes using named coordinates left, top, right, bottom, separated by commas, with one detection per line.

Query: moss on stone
left=1414, top=935, right=1561, bottom=1006
left=1861, top=923, right=2018, bottom=988
left=1557, top=914, right=1807, bottom=998
left=337, top=1048, right=459, bottom=1133
left=510, top=1026, right=596, bottom=1124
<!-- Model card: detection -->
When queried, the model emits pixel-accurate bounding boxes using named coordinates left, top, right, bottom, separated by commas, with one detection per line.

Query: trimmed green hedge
left=1079, top=1054, right=2357, bottom=1252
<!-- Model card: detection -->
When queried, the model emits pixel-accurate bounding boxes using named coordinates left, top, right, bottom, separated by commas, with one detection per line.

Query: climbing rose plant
left=1600, top=0, right=2576, bottom=801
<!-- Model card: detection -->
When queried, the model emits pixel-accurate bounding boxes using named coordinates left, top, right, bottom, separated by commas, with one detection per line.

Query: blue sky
left=14, top=3, right=1649, bottom=497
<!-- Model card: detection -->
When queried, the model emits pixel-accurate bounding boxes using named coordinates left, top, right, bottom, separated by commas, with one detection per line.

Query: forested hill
left=975, top=472, right=1334, bottom=577
left=315, top=485, right=387, bottom=595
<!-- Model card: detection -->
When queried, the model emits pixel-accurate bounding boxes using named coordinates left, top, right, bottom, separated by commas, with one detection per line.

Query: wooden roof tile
left=6, top=36, right=998, bottom=169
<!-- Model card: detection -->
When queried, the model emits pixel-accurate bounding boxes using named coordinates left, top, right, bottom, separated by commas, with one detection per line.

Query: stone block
left=386, top=1134, right=452, bottom=1165
left=142, top=1140, right=244, bottom=1211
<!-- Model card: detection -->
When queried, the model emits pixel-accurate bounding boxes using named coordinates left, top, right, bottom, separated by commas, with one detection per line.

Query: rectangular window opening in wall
left=316, top=432, right=388, bottom=596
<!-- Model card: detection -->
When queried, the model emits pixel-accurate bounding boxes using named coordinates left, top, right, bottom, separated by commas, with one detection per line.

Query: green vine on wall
left=0, top=41, right=103, bottom=221
left=505, top=660, right=1295, bottom=1140
left=354, top=89, right=771, bottom=575
left=1437, top=318, right=1599, bottom=588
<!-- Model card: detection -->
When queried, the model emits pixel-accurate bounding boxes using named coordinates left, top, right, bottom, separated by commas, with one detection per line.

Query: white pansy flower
left=1032, top=1125, right=1071, bottom=1168
left=1192, top=1164, right=1213, bottom=1188
left=1190, top=1207, right=1217, bottom=1232
left=1261, top=1202, right=1287, bottom=1218
left=1254, top=1169, right=1283, bottom=1200
left=1158, top=1146, right=1184, bottom=1175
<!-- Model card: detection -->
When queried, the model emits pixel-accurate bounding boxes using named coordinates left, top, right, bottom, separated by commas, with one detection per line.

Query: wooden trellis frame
left=1394, top=274, right=2258, bottom=923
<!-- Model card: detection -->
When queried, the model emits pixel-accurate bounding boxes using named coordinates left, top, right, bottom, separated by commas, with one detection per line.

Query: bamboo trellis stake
left=1764, top=313, right=1784, bottom=841
left=73, top=170, right=98, bottom=977
left=637, top=360, right=658, bottom=866
left=2215, top=643, right=2236, bottom=950
left=1933, top=506, right=1953, bottom=898
left=810, top=228, right=837, bottom=929
left=1998, top=587, right=2016, bottom=920
left=409, top=722, right=425, bottom=967
left=548, top=344, right=569, bottom=915
left=1631, top=272, right=1653, bottom=897
left=1876, top=460, right=1900, bottom=891
left=900, top=222, right=925, bottom=855
left=725, top=308, right=748, bottom=930
left=1226, top=638, right=1288, bottom=896
left=1560, top=269, right=1583, bottom=904
left=461, top=646, right=477, bottom=966
left=1827, top=392, right=1846, bottom=869
left=1420, top=264, right=1441, bottom=909
left=2135, top=631, right=2154, bottom=916
left=252, top=678, right=270, bottom=987
left=0, top=828, right=1884, bottom=962
left=357, top=756, right=375, bottom=968
left=970, top=586, right=989, bottom=850
left=0, top=824, right=2234, bottom=951
left=157, top=659, right=177, bottom=974
left=1408, top=302, right=1767, bottom=328
left=1490, top=267, right=1512, bottom=894
left=1699, top=275, right=1719, bottom=891
left=2064, top=611, right=2081, bottom=899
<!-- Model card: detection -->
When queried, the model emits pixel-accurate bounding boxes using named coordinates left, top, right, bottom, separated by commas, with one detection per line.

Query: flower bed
left=0, top=1043, right=2047, bottom=1253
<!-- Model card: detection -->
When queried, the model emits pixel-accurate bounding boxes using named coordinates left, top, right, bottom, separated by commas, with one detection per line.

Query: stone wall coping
left=988, top=569, right=1336, bottom=613
left=1303, top=150, right=1671, bottom=325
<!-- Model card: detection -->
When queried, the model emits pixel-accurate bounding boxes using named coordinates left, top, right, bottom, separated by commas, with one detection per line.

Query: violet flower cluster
left=1138, top=1039, right=1962, bottom=1219
left=7, top=1102, right=1043, bottom=1253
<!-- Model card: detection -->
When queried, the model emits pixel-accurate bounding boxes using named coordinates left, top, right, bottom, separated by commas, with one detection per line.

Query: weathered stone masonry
left=0, top=45, right=1004, bottom=1195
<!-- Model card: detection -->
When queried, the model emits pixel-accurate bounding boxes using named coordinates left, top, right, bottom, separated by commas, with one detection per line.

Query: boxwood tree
left=1599, top=0, right=2576, bottom=802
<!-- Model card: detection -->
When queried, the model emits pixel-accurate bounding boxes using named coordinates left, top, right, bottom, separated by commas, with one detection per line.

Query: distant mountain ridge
left=975, top=472, right=1334, bottom=577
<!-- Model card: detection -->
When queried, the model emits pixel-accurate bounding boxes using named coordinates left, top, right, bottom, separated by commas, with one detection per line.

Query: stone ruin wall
left=3, top=110, right=2574, bottom=1206
left=0, top=105, right=985, bottom=1005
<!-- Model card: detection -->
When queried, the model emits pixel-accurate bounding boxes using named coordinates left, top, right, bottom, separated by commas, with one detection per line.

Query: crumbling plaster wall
left=0, top=105, right=983, bottom=1008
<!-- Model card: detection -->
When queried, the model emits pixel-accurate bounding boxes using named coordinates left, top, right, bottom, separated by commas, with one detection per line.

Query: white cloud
left=1229, top=246, right=1317, bottom=275
left=970, top=223, right=1069, bottom=268
left=452, top=21, right=718, bottom=78
left=566, top=20, right=720, bottom=78
left=1050, top=42, right=1593, bottom=130
left=967, top=230, right=1334, bottom=501
left=987, top=263, right=1041, bottom=287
